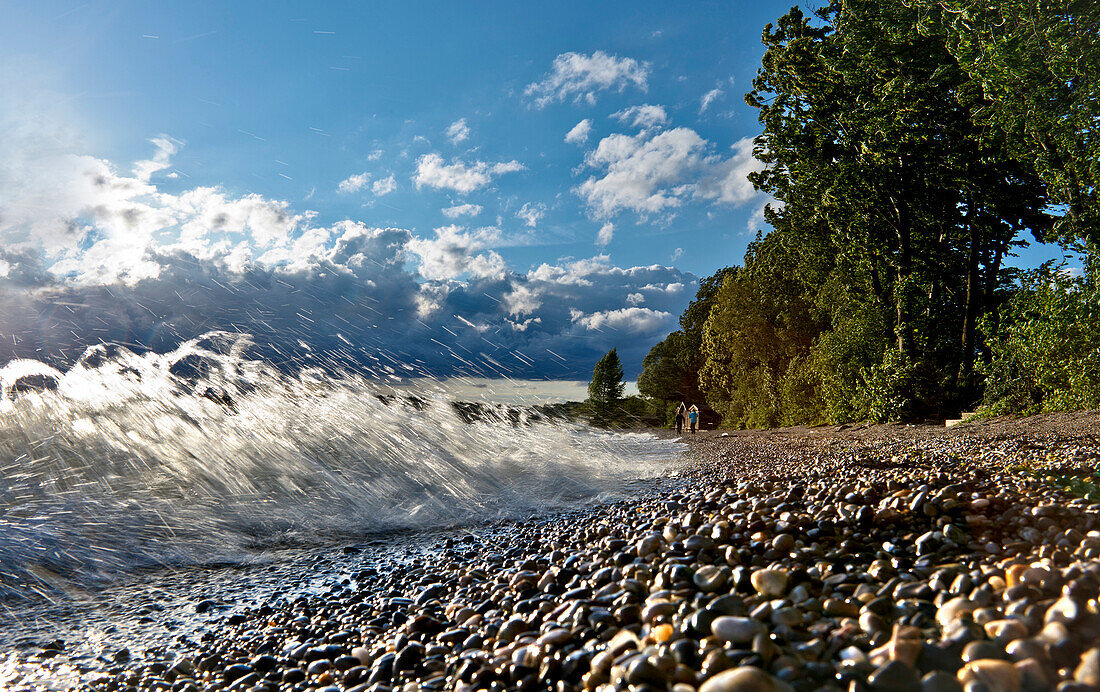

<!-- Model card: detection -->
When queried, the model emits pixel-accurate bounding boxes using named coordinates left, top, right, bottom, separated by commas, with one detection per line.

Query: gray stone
left=712, top=616, right=765, bottom=644
left=922, top=671, right=964, bottom=692
left=869, top=660, right=921, bottom=692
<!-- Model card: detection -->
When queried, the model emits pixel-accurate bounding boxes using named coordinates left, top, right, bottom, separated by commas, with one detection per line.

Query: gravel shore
left=31, top=413, right=1100, bottom=692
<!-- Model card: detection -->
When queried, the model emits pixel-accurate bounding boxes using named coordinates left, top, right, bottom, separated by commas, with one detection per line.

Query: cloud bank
left=0, top=136, right=693, bottom=379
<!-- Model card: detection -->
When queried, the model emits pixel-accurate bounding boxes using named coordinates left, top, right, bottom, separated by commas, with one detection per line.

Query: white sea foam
left=0, top=332, right=680, bottom=598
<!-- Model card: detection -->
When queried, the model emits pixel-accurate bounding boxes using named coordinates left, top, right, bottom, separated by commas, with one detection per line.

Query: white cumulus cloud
left=611, top=104, right=668, bottom=130
left=578, top=128, right=765, bottom=219
left=133, top=136, right=182, bottom=182
left=442, top=203, right=483, bottom=219
left=406, top=225, right=506, bottom=281
left=564, top=119, right=593, bottom=145
left=525, top=51, right=649, bottom=108
left=516, top=202, right=546, bottom=228
left=504, top=283, right=543, bottom=317
left=372, top=174, right=397, bottom=196
left=172, top=186, right=309, bottom=250
left=695, top=137, right=763, bottom=205
left=577, top=127, right=707, bottom=217
left=571, top=307, right=672, bottom=334
left=446, top=118, right=470, bottom=145
left=413, top=153, right=525, bottom=194
left=596, top=222, right=614, bottom=247
left=338, top=172, right=371, bottom=193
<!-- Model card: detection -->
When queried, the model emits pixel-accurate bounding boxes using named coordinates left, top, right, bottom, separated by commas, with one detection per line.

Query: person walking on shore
left=688, top=405, right=699, bottom=435
left=674, top=402, right=686, bottom=435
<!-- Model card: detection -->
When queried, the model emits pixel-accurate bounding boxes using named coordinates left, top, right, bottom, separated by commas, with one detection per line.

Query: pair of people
left=674, top=402, right=700, bottom=436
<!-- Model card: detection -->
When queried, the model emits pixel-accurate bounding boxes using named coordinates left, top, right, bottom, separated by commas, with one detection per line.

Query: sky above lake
left=0, top=0, right=1071, bottom=379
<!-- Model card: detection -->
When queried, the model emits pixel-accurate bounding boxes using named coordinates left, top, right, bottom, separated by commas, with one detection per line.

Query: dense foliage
left=980, top=258, right=1100, bottom=415
left=700, top=233, right=827, bottom=428
left=636, top=269, right=731, bottom=424
left=636, top=0, right=1096, bottom=427
left=910, top=0, right=1100, bottom=245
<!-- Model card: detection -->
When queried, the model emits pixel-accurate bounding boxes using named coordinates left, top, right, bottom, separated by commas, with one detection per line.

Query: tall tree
left=637, top=268, right=733, bottom=407
left=745, top=0, right=1050, bottom=415
left=587, top=348, right=625, bottom=428
left=700, top=233, right=827, bottom=427
left=910, top=0, right=1099, bottom=245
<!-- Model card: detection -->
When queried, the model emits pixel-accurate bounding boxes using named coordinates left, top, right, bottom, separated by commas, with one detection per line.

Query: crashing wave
left=0, top=332, right=679, bottom=599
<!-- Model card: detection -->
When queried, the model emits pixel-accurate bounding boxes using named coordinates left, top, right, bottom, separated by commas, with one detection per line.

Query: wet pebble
left=712, top=616, right=764, bottom=644
left=698, top=665, right=794, bottom=692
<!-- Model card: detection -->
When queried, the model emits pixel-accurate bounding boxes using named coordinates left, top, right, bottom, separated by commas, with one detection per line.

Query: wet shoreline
left=7, top=414, right=1100, bottom=691
left=1, top=471, right=687, bottom=690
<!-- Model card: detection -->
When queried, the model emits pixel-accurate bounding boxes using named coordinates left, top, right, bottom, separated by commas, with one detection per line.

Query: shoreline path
left=23, top=412, right=1100, bottom=692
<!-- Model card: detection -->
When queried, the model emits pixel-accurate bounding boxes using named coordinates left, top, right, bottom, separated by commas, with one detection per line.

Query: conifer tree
left=587, top=348, right=625, bottom=427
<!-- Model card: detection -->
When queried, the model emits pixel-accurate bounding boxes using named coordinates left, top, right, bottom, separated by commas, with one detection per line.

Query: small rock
left=223, top=664, right=253, bottom=682
left=497, top=617, right=528, bottom=644
left=888, top=625, right=922, bottom=668
left=537, top=628, right=571, bottom=647
left=351, top=647, right=370, bottom=665
left=699, top=666, right=794, bottom=692
left=869, top=660, right=921, bottom=692
left=772, top=534, right=795, bottom=552
left=938, top=598, right=980, bottom=628
left=983, top=620, right=1028, bottom=644
left=1075, top=648, right=1100, bottom=687
left=824, top=597, right=861, bottom=618
left=694, top=565, right=730, bottom=593
left=921, top=671, right=963, bottom=692
left=624, top=657, right=668, bottom=687
left=957, top=659, right=1021, bottom=692
left=1045, top=596, right=1080, bottom=624
left=712, top=616, right=764, bottom=644
left=751, top=569, right=788, bottom=597
left=963, top=641, right=1007, bottom=663
left=637, top=534, right=663, bottom=558
left=1014, top=657, right=1053, bottom=690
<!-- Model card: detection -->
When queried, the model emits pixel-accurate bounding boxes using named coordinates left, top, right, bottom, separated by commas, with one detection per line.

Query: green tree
left=745, top=0, right=1050, bottom=418
left=700, top=232, right=828, bottom=427
left=980, top=255, right=1100, bottom=414
left=587, top=348, right=625, bottom=428
left=637, top=268, right=732, bottom=419
left=636, top=331, right=694, bottom=408
left=910, top=0, right=1099, bottom=245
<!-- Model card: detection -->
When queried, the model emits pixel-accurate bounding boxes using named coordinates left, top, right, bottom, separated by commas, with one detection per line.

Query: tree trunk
left=895, top=217, right=913, bottom=356
left=984, top=239, right=1005, bottom=299
left=957, top=221, right=982, bottom=383
left=980, top=236, right=1007, bottom=337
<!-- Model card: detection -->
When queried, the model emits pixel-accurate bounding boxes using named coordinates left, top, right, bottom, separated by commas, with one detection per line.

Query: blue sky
left=3, top=0, right=784, bottom=273
left=0, top=0, right=1073, bottom=379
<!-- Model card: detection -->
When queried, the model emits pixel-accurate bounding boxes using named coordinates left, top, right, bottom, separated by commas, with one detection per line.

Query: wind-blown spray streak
left=0, top=332, right=679, bottom=599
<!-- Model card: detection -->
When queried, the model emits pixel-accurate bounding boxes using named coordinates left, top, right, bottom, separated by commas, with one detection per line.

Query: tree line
left=635, top=0, right=1098, bottom=427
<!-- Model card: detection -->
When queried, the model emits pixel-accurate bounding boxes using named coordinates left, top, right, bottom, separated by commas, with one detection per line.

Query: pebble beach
left=19, top=412, right=1100, bottom=692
